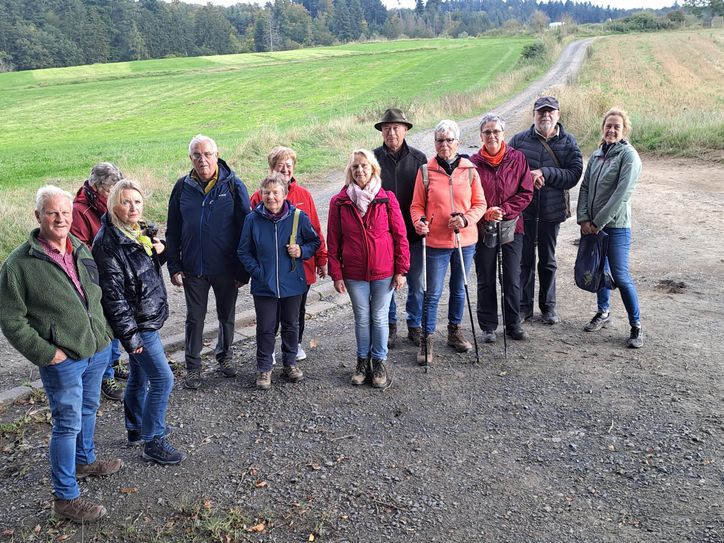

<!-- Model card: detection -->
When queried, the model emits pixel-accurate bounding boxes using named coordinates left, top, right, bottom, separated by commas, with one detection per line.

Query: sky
left=175, top=0, right=676, bottom=10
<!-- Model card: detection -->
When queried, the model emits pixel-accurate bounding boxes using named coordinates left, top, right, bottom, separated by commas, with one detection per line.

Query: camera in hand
left=144, top=223, right=159, bottom=239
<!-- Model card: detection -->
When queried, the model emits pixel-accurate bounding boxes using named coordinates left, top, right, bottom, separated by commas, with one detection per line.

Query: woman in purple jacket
left=327, top=149, right=410, bottom=388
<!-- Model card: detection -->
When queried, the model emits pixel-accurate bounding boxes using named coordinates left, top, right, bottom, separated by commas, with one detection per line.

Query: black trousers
left=254, top=295, right=302, bottom=372
left=520, top=219, right=560, bottom=316
left=474, top=234, right=523, bottom=331
left=182, top=274, right=238, bottom=371
left=274, top=285, right=310, bottom=343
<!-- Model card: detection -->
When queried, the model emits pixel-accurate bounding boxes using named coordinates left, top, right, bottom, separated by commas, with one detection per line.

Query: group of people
left=0, top=97, right=643, bottom=523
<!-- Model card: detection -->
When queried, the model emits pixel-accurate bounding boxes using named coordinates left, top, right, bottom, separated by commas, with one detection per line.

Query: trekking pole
left=497, top=221, right=508, bottom=360
left=420, top=216, right=429, bottom=373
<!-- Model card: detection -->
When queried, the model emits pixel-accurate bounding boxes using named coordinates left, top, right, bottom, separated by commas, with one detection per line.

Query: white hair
left=478, top=112, right=506, bottom=132
left=36, top=185, right=73, bottom=213
left=188, top=134, right=218, bottom=155
left=434, top=119, right=460, bottom=140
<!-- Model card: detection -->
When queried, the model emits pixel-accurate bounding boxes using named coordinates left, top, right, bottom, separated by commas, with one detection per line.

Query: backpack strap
left=289, top=208, right=301, bottom=270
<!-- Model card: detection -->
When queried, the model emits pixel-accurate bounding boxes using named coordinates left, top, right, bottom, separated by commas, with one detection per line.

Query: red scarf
left=480, top=140, right=506, bottom=167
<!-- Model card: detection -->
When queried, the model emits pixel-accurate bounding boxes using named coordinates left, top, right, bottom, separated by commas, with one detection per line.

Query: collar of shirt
left=535, top=125, right=559, bottom=141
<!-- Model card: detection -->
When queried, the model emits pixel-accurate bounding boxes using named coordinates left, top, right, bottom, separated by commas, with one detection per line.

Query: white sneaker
left=272, top=351, right=277, bottom=366
left=296, top=344, right=307, bottom=361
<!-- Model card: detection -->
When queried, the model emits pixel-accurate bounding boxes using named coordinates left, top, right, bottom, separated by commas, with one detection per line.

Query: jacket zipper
left=274, top=222, right=280, bottom=298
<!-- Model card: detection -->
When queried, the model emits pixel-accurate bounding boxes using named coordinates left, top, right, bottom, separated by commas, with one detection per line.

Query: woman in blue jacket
left=238, top=172, right=320, bottom=390
left=577, top=108, right=643, bottom=348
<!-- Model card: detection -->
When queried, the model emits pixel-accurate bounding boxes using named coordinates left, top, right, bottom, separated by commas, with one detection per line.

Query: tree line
left=0, top=0, right=674, bottom=72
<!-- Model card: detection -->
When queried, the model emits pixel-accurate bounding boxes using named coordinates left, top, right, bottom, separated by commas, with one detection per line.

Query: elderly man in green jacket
left=0, top=185, right=123, bottom=523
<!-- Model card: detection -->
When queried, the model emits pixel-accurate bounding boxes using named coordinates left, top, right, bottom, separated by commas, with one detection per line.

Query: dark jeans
left=274, top=285, right=309, bottom=343
left=254, top=295, right=302, bottom=372
left=182, top=274, right=238, bottom=371
left=474, top=233, right=523, bottom=331
left=520, top=219, right=560, bottom=315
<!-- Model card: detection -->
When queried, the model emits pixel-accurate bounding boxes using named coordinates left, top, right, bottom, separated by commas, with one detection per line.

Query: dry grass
left=553, top=29, right=724, bottom=157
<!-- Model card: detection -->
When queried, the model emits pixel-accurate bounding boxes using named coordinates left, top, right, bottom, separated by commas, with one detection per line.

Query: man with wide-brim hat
left=373, top=108, right=427, bottom=349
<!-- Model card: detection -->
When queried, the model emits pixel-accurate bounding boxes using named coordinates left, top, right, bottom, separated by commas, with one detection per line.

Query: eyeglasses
left=481, top=130, right=502, bottom=137
left=191, top=152, right=216, bottom=160
left=435, top=138, right=456, bottom=144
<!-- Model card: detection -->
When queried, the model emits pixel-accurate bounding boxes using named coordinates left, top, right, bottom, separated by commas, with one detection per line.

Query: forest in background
left=0, top=0, right=679, bottom=71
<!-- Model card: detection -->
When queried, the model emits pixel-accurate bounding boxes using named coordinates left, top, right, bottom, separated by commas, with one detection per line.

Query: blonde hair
left=267, top=146, right=297, bottom=170
left=108, top=179, right=145, bottom=228
left=344, top=149, right=382, bottom=186
left=600, top=107, right=632, bottom=144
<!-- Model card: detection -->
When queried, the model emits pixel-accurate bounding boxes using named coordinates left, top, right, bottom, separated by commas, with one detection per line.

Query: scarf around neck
left=119, top=222, right=153, bottom=256
left=480, top=140, right=507, bottom=167
left=346, top=176, right=381, bottom=217
left=83, top=180, right=107, bottom=215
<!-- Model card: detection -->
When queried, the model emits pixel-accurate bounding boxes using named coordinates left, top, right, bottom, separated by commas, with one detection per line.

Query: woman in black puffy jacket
left=93, top=179, right=185, bottom=466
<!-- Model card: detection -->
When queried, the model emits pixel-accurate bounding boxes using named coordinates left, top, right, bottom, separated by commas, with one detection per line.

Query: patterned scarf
left=119, top=222, right=153, bottom=256
left=346, top=176, right=381, bottom=217
left=83, top=180, right=107, bottom=215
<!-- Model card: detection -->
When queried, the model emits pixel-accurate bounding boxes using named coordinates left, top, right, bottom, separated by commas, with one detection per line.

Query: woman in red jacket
left=250, top=146, right=328, bottom=362
left=327, top=149, right=410, bottom=388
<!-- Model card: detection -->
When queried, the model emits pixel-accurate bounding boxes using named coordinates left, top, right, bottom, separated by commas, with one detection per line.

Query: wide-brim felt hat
left=375, top=108, right=413, bottom=131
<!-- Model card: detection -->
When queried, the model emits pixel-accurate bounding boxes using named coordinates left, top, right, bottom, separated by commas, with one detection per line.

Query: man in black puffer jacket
left=509, top=96, right=583, bottom=325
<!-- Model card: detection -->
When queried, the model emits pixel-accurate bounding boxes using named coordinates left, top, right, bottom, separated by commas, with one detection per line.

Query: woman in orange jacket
left=410, top=120, right=487, bottom=365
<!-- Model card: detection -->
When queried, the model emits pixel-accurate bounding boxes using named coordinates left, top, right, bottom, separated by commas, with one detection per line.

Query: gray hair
left=88, top=162, right=123, bottom=191
left=188, top=134, right=218, bottom=155
left=36, top=185, right=73, bottom=213
left=107, top=179, right=145, bottom=228
left=260, top=171, right=289, bottom=195
left=434, top=119, right=460, bottom=140
left=479, top=113, right=506, bottom=132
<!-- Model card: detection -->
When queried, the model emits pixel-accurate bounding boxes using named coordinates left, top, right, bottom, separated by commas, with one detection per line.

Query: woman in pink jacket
left=410, top=120, right=487, bottom=365
left=327, top=149, right=410, bottom=388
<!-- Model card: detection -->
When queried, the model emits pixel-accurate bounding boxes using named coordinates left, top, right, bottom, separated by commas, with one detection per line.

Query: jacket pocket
left=81, top=258, right=100, bottom=284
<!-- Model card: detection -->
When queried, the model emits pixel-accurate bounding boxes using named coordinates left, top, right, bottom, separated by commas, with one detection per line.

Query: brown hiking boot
left=447, top=323, right=472, bottom=353
left=407, top=327, right=422, bottom=346
left=350, top=357, right=369, bottom=386
left=76, top=458, right=123, bottom=479
left=387, top=323, right=397, bottom=349
left=284, top=365, right=304, bottom=383
left=416, top=334, right=433, bottom=366
left=256, top=371, right=272, bottom=390
left=53, top=497, right=107, bottom=523
left=371, top=359, right=388, bottom=388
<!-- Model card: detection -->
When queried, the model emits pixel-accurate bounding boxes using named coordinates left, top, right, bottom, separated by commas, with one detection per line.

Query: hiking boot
left=407, top=327, right=422, bottom=346
left=542, top=311, right=560, bottom=325
left=101, top=377, right=123, bottom=401
left=142, top=436, right=186, bottom=465
left=184, top=369, right=202, bottom=390
left=584, top=312, right=611, bottom=332
left=76, top=458, right=123, bottom=479
left=296, top=344, right=307, bottom=361
left=256, top=371, right=272, bottom=390
left=218, top=357, right=238, bottom=378
left=371, top=359, right=388, bottom=388
left=416, top=334, right=433, bottom=366
left=482, top=329, right=497, bottom=344
left=520, top=309, right=534, bottom=323
left=54, top=497, right=107, bottom=523
left=128, top=425, right=174, bottom=447
left=350, top=357, right=370, bottom=386
left=387, top=323, right=397, bottom=349
left=113, top=359, right=129, bottom=380
left=626, top=326, right=643, bottom=349
left=447, top=323, right=472, bottom=353
left=506, top=326, right=529, bottom=341
left=284, top=365, right=304, bottom=383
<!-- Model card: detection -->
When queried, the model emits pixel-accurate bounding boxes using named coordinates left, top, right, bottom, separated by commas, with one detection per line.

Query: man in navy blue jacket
left=166, top=135, right=251, bottom=389
left=509, top=97, right=583, bottom=325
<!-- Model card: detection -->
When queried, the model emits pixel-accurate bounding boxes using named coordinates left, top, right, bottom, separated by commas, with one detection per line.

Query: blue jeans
left=598, top=227, right=641, bottom=327
left=124, top=331, right=174, bottom=442
left=38, top=343, right=111, bottom=500
left=347, top=277, right=395, bottom=360
left=424, top=245, right=475, bottom=334
left=388, top=242, right=424, bottom=329
left=103, top=338, right=122, bottom=380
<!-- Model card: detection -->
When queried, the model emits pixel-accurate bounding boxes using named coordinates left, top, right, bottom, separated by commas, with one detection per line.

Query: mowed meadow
left=0, top=36, right=542, bottom=259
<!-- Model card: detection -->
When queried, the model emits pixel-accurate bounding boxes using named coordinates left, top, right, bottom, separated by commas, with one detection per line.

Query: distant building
left=549, top=21, right=565, bottom=29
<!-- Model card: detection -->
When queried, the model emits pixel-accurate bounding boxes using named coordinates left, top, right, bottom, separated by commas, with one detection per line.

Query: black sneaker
left=101, top=377, right=123, bottom=401
left=482, top=330, right=497, bottom=343
left=217, top=357, right=238, bottom=378
left=142, top=436, right=186, bottom=465
left=542, top=312, right=560, bottom=325
left=184, top=369, right=201, bottom=390
left=506, top=326, right=529, bottom=341
left=626, top=326, right=643, bottom=349
left=128, top=425, right=175, bottom=446
left=113, top=359, right=129, bottom=380
left=584, top=312, right=611, bottom=332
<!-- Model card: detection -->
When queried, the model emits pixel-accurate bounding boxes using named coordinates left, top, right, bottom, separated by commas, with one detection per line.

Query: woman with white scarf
left=327, top=149, right=410, bottom=388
